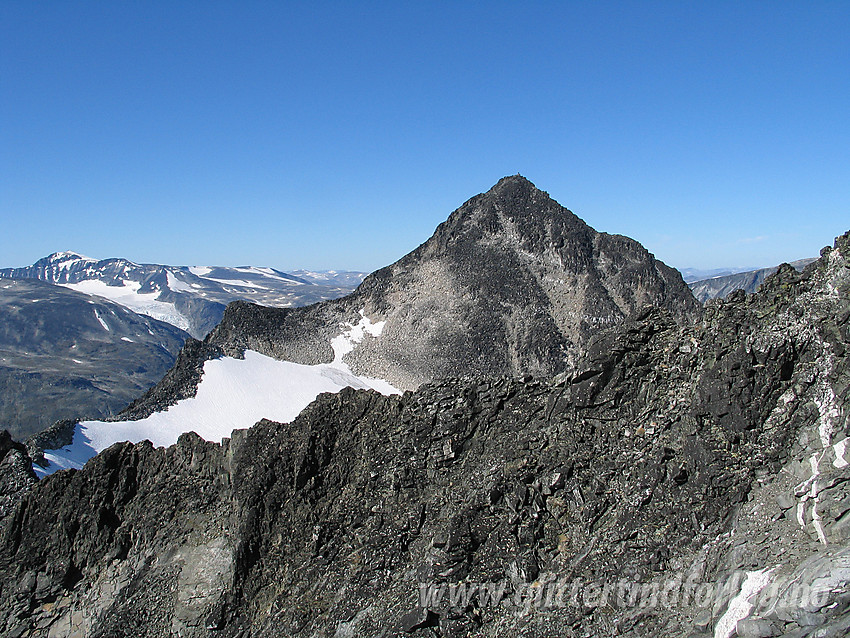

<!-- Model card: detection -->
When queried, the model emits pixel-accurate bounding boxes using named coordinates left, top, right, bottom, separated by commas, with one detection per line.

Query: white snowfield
left=62, top=279, right=193, bottom=333
left=165, top=271, right=194, bottom=293
left=34, top=311, right=398, bottom=477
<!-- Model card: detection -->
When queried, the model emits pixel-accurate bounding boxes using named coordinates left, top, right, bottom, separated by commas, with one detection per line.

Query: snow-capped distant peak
left=2, top=255, right=365, bottom=339
left=48, top=251, right=96, bottom=263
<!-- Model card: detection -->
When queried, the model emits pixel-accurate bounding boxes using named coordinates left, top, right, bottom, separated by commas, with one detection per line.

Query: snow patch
left=331, top=309, right=386, bottom=363
left=834, top=438, right=849, bottom=469
left=121, top=336, right=134, bottom=343
left=93, top=309, right=110, bottom=331
left=714, top=568, right=775, bottom=638
left=814, top=377, right=841, bottom=448
left=189, top=266, right=212, bottom=277
left=203, top=277, right=269, bottom=289
left=233, top=266, right=302, bottom=284
left=63, top=279, right=191, bottom=333
left=51, top=251, right=96, bottom=262
left=34, top=350, right=400, bottom=477
left=166, top=271, right=194, bottom=293
left=795, top=451, right=830, bottom=544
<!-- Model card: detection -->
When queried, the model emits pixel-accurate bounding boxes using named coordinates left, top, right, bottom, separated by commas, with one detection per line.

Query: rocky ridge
left=0, top=230, right=847, bottom=636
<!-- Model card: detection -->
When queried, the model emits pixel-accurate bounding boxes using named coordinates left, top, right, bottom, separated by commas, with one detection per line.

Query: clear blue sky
left=2, top=1, right=848, bottom=272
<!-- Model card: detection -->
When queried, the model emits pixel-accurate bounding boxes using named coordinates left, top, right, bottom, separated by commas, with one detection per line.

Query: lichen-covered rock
left=0, top=430, right=36, bottom=521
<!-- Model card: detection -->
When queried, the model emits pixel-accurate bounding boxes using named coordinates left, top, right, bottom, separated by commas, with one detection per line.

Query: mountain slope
left=688, top=258, right=817, bottom=302
left=0, top=279, right=190, bottom=439
left=26, top=175, right=700, bottom=476
left=2, top=232, right=847, bottom=637
left=0, top=253, right=365, bottom=338
left=124, top=175, right=700, bottom=424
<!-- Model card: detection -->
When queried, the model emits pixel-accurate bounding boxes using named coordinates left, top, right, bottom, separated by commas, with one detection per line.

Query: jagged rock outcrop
left=121, top=175, right=699, bottom=420
left=0, top=431, right=36, bottom=521
left=1, top=231, right=847, bottom=637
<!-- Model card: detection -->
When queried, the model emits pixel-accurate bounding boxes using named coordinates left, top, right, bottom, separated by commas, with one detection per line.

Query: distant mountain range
left=0, top=278, right=189, bottom=440
left=0, top=252, right=366, bottom=338
left=0, top=254, right=365, bottom=438
left=688, top=258, right=817, bottom=302
left=679, top=266, right=760, bottom=284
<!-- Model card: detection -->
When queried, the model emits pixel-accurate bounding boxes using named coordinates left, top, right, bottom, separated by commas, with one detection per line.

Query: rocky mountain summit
left=0, top=227, right=847, bottom=637
left=122, top=175, right=699, bottom=421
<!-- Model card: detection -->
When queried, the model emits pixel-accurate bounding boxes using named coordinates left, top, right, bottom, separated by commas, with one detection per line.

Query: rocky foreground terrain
left=0, top=203, right=847, bottom=638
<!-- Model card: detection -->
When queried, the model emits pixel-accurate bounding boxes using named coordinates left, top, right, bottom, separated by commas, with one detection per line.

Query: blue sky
left=2, top=1, right=848, bottom=273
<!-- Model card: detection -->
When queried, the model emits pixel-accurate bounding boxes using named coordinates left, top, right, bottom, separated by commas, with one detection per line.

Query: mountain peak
left=47, top=251, right=95, bottom=263
left=190, top=177, right=700, bottom=392
left=492, top=173, right=536, bottom=189
left=484, top=174, right=548, bottom=203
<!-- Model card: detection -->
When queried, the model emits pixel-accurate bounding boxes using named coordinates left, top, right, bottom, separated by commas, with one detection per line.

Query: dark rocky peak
left=414, top=175, right=591, bottom=262
left=123, top=177, right=701, bottom=421
left=346, top=176, right=699, bottom=383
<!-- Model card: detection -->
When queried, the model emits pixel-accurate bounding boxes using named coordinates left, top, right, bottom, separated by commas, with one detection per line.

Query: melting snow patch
left=203, top=277, right=268, bottom=289
left=331, top=309, right=386, bottom=363
left=189, top=266, right=212, bottom=277
left=93, top=309, right=110, bottom=331
left=814, top=377, right=841, bottom=448
left=33, top=350, right=400, bottom=477
left=714, top=568, right=775, bottom=638
left=233, top=266, right=302, bottom=283
left=166, top=271, right=194, bottom=292
left=834, top=438, right=849, bottom=469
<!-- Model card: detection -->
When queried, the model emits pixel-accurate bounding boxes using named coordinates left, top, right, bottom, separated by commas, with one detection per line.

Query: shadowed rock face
left=1, top=229, right=848, bottom=636
left=121, top=176, right=700, bottom=419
